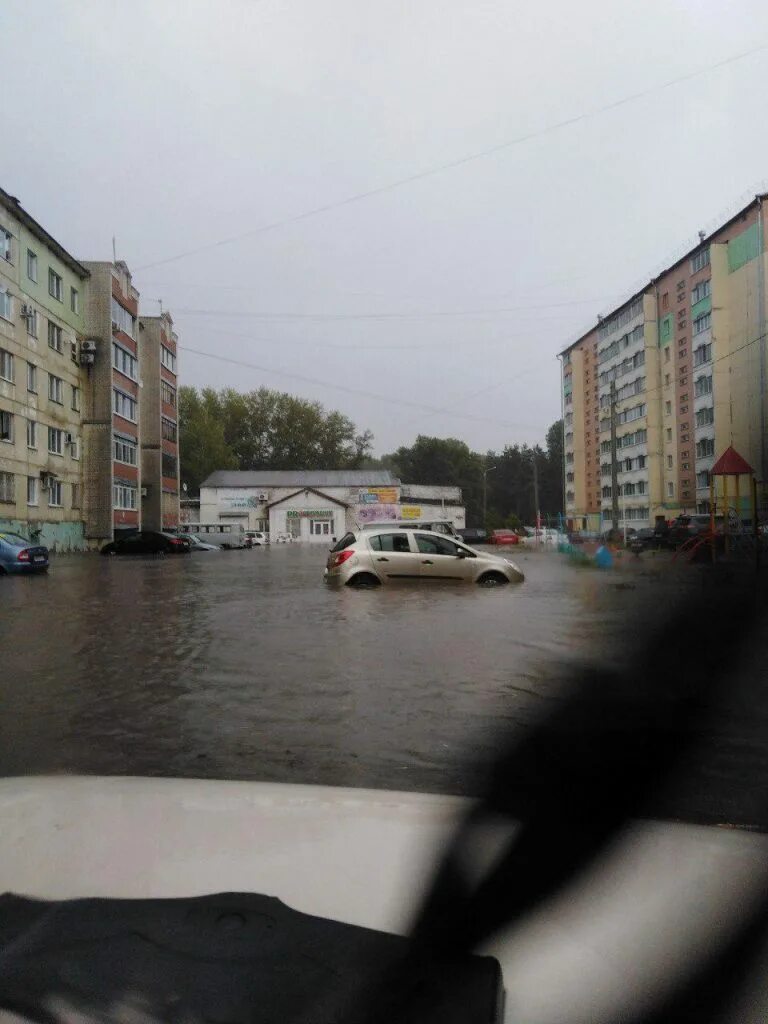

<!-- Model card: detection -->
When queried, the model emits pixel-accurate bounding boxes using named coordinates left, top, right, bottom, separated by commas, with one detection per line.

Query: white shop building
left=198, top=470, right=465, bottom=544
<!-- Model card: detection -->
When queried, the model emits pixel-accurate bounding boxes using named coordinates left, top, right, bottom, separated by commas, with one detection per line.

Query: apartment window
left=48, top=427, right=63, bottom=455
left=691, top=248, right=710, bottom=274
left=26, top=419, right=37, bottom=449
left=667, top=482, right=675, bottom=497
left=696, top=405, right=714, bottom=427
left=110, top=297, right=135, bottom=338
left=26, top=309, right=39, bottom=338
left=70, top=287, right=79, bottom=314
left=72, top=482, right=80, bottom=509
left=162, top=452, right=178, bottom=478
left=662, top=292, right=669, bottom=311
left=694, top=375, right=713, bottom=397
left=48, top=374, right=63, bottom=403
left=161, top=380, right=177, bottom=407
left=664, top=373, right=671, bottom=386
left=0, top=409, right=12, bottom=442
left=691, top=279, right=711, bottom=304
left=48, top=480, right=63, bottom=507
left=693, top=312, right=711, bottom=335
left=693, top=343, right=712, bottom=367
left=113, top=483, right=138, bottom=510
left=665, top=401, right=672, bottom=415
left=71, top=385, right=80, bottom=412
left=47, top=321, right=63, bottom=352
left=664, top=347, right=671, bottom=363
left=27, top=476, right=39, bottom=506
left=70, top=437, right=80, bottom=460
left=0, top=348, right=14, bottom=382
left=0, top=226, right=12, bottom=262
left=27, top=250, right=38, bottom=282
left=161, top=416, right=177, bottom=442
left=112, top=342, right=138, bottom=380
left=0, top=285, right=11, bottom=321
left=113, top=388, right=137, bottom=421
left=682, top=462, right=690, bottom=471
left=697, top=470, right=711, bottom=489
left=113, top=434, right=138, bottom=465
left=667, top=455, right=673, bottom=469
left=0, top=471, right=14, bottom=503
left=666, top=428, right=672, bottom=441
left=696, top=437, right=715, bottom=459
left=48, top=268, right=63, bottom=301
left=637, top=480, right=646, bottom=495
left=161, top=345, right=176, bottom=372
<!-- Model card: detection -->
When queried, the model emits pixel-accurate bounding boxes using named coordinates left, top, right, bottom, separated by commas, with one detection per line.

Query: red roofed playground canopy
left=711, top=446, right=755, bottom=477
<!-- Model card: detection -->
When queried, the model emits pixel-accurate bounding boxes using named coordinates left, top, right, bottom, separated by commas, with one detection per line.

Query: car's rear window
left=369, top=533, right=411, bottom=553
left=0, top=533, right=28, bottom=547
left=330, top=532, right=356, bottom=553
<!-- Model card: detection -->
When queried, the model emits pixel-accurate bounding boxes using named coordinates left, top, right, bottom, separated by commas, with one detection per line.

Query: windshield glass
left=0, top=533, right=29, bottom=547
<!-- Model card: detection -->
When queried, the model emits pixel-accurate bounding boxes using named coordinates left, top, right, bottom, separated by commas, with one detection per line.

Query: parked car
left=520, top=528, right=569, bottom=546
left=489, top=529, right=520, bottom=545
left=325, top=529, right=524, bottom=587
left=245, top=531, right=269, bottom=547
left=178, top=533, right=219, bottom=551
left=361, top=519, right=462, bottom=540
left=457, top=528, right=488, bottom=545
left=632, top=527, right=657, bottom=550
left=667, top=514, right=723, bottom=549
left=0, top=532, right=49, bottom=574
left=101, top=532, right=192, bottom=555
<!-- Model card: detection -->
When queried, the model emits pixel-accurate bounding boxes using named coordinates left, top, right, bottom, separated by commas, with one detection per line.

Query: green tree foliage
left=179, top=386, right=374, bottom=494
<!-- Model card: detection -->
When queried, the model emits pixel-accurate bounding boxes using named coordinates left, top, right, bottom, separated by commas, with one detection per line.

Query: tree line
left=179, top=385, right=563, bottom=527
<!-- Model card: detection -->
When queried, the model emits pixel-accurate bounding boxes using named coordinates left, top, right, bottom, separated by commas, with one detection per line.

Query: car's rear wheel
left=346, top=572, right=381, bottom=588
left=477, top=571, right=509, bottom=587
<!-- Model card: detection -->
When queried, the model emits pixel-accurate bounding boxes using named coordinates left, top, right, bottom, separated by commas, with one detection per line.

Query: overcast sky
left=4, top=0, right=768, bottom=454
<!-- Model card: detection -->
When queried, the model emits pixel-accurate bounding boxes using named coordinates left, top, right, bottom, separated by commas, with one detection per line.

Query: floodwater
left=1, top=545, right=766, bottom=826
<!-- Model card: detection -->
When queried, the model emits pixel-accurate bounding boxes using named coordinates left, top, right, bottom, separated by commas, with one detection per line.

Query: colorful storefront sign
left=286, top=509, right=334, bottom=518
left=399, top=506, right=422, bottom=519
left=358, top=487, right=398, bottom=504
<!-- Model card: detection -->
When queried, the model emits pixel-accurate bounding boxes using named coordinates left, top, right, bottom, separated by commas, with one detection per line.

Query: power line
left=135, top=41, right=768, bottom=273
left=181, top=344, right=544, bottom=433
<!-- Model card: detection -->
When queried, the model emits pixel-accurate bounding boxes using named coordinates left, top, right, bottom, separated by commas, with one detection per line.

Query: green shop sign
left=285, top=510, right=334, bottom=518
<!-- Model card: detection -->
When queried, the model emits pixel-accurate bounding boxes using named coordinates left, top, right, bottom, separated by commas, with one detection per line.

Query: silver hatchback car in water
left=324, top=529, right=524, bottom=587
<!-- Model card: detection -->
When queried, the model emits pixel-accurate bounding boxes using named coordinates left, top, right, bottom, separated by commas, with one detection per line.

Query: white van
left=181, top=522, right=247, bottom=549
left=360, top=519, right=461, bottom=540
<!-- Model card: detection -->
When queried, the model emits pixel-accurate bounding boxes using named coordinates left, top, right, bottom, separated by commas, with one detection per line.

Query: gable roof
left=265, top=487, right=350, bottom=510
left=201, top=470, right=398, bottom=489
left=711, top=445, right=754, bottom=476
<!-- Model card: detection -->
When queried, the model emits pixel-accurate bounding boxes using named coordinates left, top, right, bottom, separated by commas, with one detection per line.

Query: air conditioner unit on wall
left=20, top=304, right=33, bottom=319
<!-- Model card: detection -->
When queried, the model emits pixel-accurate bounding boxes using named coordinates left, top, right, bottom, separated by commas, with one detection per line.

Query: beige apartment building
left=560, top=194, right=768, bottom=533
left=0, top=188, right=90, bottom=550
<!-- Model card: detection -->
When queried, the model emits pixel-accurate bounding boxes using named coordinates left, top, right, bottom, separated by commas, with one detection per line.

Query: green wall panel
left=659, top=313, right=673, bottom=346
left=728, top=223, right=760, bottom=274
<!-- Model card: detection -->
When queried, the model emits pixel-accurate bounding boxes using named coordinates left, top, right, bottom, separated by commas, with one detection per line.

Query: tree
left=178, top=387, right=237, bottom=495
left=384, top=436, right=484, bottom=524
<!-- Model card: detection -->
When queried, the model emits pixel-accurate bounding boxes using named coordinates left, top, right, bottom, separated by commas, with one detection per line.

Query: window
left=48, top=374, right=63, bottom=403
left=566, top=472, right=575, bottom=483
left=27, top=250, right=38, bottom=282
left=26, top=419, right=37, bottom=449
left=113, top=484, right=138, bottom=510
left=27, top=476, right=39, bottom=506
left=161, top=417, right=177, bottom=442
left=0, top=409, right=12, bottom=442
left=637, top=480, right=646, bottom=495
left=666, top=428, right=672, bottom=441
left=637, top=455, right=646, bottom=469
left=667, top=455, right=673, bottom=469
left=113, top=434, right=138, bottom=465
left=696, top=406, right=714, bottom=427
left=665, top=348, right=671, bottom=363
left=112, top=342, right=138, bottom=380
left=415, top=533, right=461, bottom=556
left=27, top=362, right=37, bottom=393
left=161, top=345, right=177, bottom=372
left=665, top=373, right=671, bottom=386
left=693, top=312, right=711, bottom=335
left=0, top=226, right=11, bottom=262
left=310, top=520, right=331, bottom=536
left=662, top=292, right=669, bottom=311
left=48, top=480, right=63, bottom=507
left=72, top=483, right=80, bottom=509
left=0, top=348, right=13, bottom=382
left=162, top=452, right=177, bottom=477
left=48, top=427, right=63, bottom=455
left=161, top=380, right=176, bottom=407
left=0, top=471, right=14, bottom=502
left=694, top=375, right=713, bottom=397
left=697, top=470, right=711, bottom=489
left=48, top=268, right=63, bottom=301
left=693, top=343, right=712, bottom=367
left=667, top=482, right=675, bottom=497
left=71, top=287, right=79, bottom=314
left=113, top=388, right=137, bottom=421
left=26, top=309, right=39, bottom=338
left=71, top=385, right=80, bottom=412
left=691, top=248, right=710, bottom=274
left=48, top=321, right=63, bottom=352
left=366, top=533, right=411, bottom=553
left=691, top=279, right=711, bottom=304
left=0, top=285, right=11, bottom=321
left=696, top=438, right=715, bottom=459
left=110, top=297, right=135, bottom=338
left=665, top=401, right=672, bottom=415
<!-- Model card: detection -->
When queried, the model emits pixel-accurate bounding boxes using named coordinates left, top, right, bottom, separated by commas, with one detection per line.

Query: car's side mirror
left=456, top=550, right=467, bottom=558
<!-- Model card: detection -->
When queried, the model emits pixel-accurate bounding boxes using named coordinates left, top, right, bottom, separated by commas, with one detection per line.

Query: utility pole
left=532, top=451, right=540, bottom=534
left=610, top=380, right=619, bottom=533
left=482, top=463, right=497, bottom=528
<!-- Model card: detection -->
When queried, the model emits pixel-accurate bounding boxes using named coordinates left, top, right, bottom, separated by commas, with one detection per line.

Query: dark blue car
left=0, top=532, right=49, bottom=574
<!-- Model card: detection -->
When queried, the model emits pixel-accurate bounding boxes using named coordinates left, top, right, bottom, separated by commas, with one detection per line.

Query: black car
left=457, top=528, right=488, bottom=545
left=101, top=531, right=192, bottom=555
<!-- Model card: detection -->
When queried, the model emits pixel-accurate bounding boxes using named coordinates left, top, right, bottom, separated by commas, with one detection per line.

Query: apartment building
left=0, top=188, right=90, bottom=550
left=560, top=194, right=768, bottom=533
left=138, top=313, right=180, bottom=532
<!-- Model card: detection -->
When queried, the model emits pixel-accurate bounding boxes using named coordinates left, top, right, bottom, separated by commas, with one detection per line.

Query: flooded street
left=1, top=546, right=767, bottom=826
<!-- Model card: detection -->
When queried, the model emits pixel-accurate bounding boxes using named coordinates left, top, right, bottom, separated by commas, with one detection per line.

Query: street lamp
left=482, top=465, right=497, bottom=528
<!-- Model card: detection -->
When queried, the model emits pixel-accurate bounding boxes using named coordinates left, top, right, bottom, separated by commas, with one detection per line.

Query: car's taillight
left=17, top=549, right=30, bottom=562
left=332, top=549, right=355, bottom=567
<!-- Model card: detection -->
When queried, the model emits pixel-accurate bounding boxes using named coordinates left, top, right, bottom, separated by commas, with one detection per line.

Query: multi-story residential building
left=81, top=260, right=142, bottom=542
left=0, top=188, right=90, bottom=550
left=138, top=313, right=180, bottom=533
left=560, top=194, right=768, bottom=533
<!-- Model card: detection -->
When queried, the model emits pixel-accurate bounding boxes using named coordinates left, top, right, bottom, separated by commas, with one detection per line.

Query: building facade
left=138, top=314, right=180, bottom=533
left=198, top=470, right=465, bottom=543
left=560, top=195, right=768, bottom=532
left=0, top=188, right=90, bottom=550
